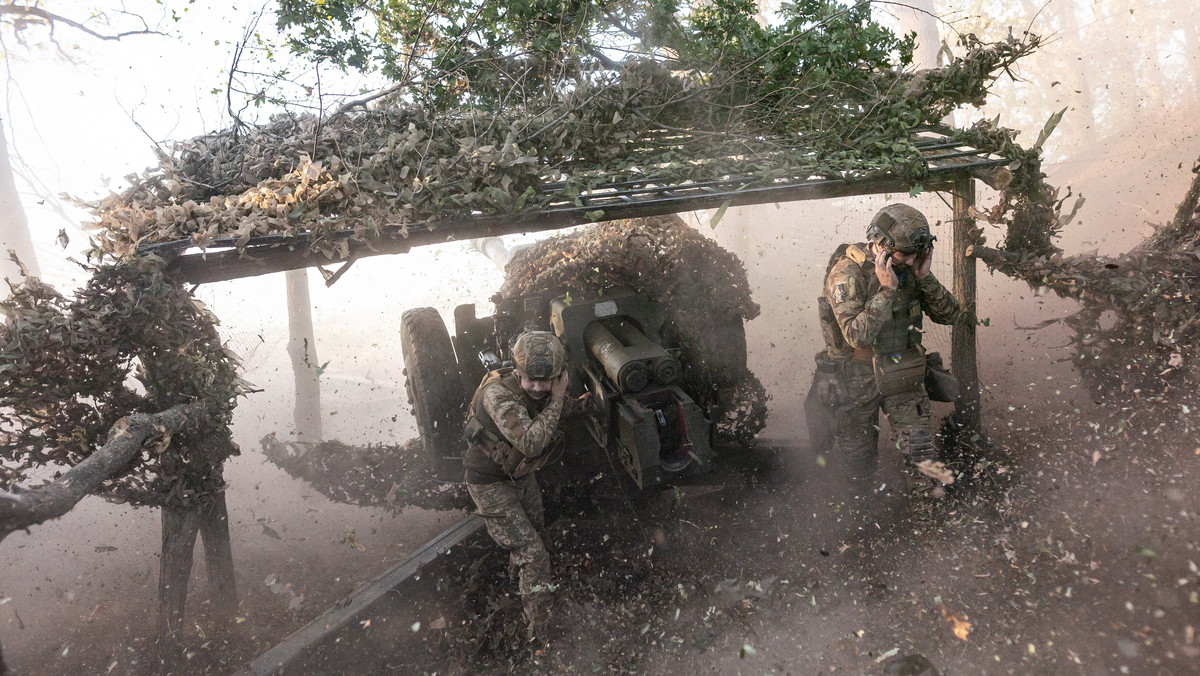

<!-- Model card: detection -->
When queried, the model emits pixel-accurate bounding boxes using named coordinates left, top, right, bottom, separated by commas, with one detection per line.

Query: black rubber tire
left=400, top=307, right=466, bottom=480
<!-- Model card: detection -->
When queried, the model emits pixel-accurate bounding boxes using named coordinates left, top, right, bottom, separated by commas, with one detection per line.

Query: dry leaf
left=343, top=528, right=366, bottom=551
left=940, top=605, right=971, bottom=640
left=915, top=460, right=955, bottom=485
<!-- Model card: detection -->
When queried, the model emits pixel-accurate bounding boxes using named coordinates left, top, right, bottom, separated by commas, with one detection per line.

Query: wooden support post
left=199, top=491, right=238, bottom=627
left=157, top=484, right=238, bottom=640
left=951, top=178, right=982, bottom=438
left=158, top=504, right=201, bottom=640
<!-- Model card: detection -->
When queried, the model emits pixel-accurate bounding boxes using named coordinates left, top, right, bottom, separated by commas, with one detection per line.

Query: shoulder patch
left=832, top=283, right=850, bottom=304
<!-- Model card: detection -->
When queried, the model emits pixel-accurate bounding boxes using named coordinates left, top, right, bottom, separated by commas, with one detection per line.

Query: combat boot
left=899, top=427, right=953, bottom=498
left=523, top=591, right=555, bottom=644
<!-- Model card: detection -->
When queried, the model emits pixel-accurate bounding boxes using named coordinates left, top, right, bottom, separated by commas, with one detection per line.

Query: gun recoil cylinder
left=585, top=320, right=683, bottom=394
left=608, top=321, right=680, bottom=385
left=585, top=322, right=650, bottom=393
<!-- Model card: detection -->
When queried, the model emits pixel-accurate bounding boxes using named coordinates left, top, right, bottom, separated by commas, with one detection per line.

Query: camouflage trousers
left=467, top=473, right=553, bottom=625
left=825, top=360, right=936, bottom=481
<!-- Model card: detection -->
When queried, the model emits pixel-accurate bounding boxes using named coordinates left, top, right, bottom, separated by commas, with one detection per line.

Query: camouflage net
left=0, top=257, right=248, bottom=508
left=499, top=215, right=768, bottom=444
left=955, top=118, right=1071, bottom=257
left=974, top=162, right=1200, bottom=398
left=259, top=434, right=470, bottom=511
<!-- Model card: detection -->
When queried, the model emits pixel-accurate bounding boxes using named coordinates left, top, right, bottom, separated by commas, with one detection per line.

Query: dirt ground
left=300, top=363, right=1200, bottom=676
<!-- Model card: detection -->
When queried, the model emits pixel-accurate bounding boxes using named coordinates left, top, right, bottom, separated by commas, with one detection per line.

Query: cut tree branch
left=0, top=403, right=208, bottom=541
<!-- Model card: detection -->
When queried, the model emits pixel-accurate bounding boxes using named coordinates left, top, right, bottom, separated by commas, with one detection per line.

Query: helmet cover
left=866, top=204, right=936, bottom=254
left=512, top=330, right=566, bottom=380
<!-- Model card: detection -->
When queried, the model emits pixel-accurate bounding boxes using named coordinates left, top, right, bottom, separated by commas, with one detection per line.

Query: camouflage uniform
left=463, top=368, right=570, bottom=633
left=817, top=242, right=961, bottom=479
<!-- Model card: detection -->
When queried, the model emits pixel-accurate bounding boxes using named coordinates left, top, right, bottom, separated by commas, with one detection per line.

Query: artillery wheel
left=400, top=307, right=466, bottom=480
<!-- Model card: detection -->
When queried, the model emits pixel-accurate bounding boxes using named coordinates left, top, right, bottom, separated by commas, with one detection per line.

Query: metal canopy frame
left=139, top=128, right=1006, bottom=285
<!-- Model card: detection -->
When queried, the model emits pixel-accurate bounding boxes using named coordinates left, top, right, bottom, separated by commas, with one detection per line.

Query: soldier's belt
left=872, top=346, right=926, bottom=397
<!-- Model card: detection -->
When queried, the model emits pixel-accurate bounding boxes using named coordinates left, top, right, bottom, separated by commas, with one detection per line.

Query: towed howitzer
left=399, top=238, right=714, bottom=488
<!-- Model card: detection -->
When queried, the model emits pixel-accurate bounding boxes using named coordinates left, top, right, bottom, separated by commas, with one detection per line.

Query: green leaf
left=907, top=184, right=925, bottom=197
left=514, top=186, right=535, bottom=211
left=1133, top=546, right=1158, bottom=559
left=1033, top=107, right=1068, bottom=152
left=584, top=209, right=605, bottom=222
left=315, top=360, right=331, bottom=377
left=709, top=200, right=731, bottom=229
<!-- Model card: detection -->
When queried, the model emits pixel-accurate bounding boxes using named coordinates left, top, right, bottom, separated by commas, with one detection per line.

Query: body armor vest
left=463, top=368, right=561, bottom=480
left=872, top=286, right=923, bottom=355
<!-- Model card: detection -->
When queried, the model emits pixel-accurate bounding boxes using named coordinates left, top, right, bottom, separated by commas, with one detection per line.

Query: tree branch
left=0, top=5, right=164, bottom=41
left=0, top=403, right=208, bottom=541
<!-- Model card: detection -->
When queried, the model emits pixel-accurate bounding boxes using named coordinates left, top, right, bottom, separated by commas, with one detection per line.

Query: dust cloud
left=3, top=1, right=1198, bottom=673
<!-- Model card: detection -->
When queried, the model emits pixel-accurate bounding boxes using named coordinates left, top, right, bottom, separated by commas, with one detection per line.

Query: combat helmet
left=512, top=330, right=566, bottom=380
left=866, top=204, right=937, bottom=254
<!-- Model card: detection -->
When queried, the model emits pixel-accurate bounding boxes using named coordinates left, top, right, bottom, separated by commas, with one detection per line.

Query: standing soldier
left=462, top=329, right=579, bottom=641
left=808, top=203, right=961, bottom=496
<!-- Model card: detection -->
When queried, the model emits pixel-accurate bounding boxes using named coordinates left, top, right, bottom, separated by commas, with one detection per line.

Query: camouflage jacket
left=463, top=369, right=572, bottom=484
left=822, top=243, right=961, bottom=361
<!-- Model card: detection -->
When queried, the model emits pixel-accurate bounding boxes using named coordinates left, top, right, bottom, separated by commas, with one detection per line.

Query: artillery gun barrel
left=471, top=237, right=531, bottom=271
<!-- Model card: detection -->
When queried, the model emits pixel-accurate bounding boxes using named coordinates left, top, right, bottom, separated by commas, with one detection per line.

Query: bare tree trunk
left=895, top=0, right=939, bottom=70
left=286, top=270, right=323, bottom=441
left=0, top=121, right=40, bottom=291
left=883, top=0, right=944, bottom=124
left=0, top=403, right=206, bottom=540
left=1057, top=0, right=1098, bottom=132
left=0, top=403, right=210, bottom=669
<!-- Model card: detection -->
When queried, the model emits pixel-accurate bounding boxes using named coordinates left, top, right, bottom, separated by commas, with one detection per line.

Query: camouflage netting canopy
left=501, top=215, right=768, bottom=443
left=82, top=36, right=1040, bottom=263
left=0, top=257, right=249, bottom=507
